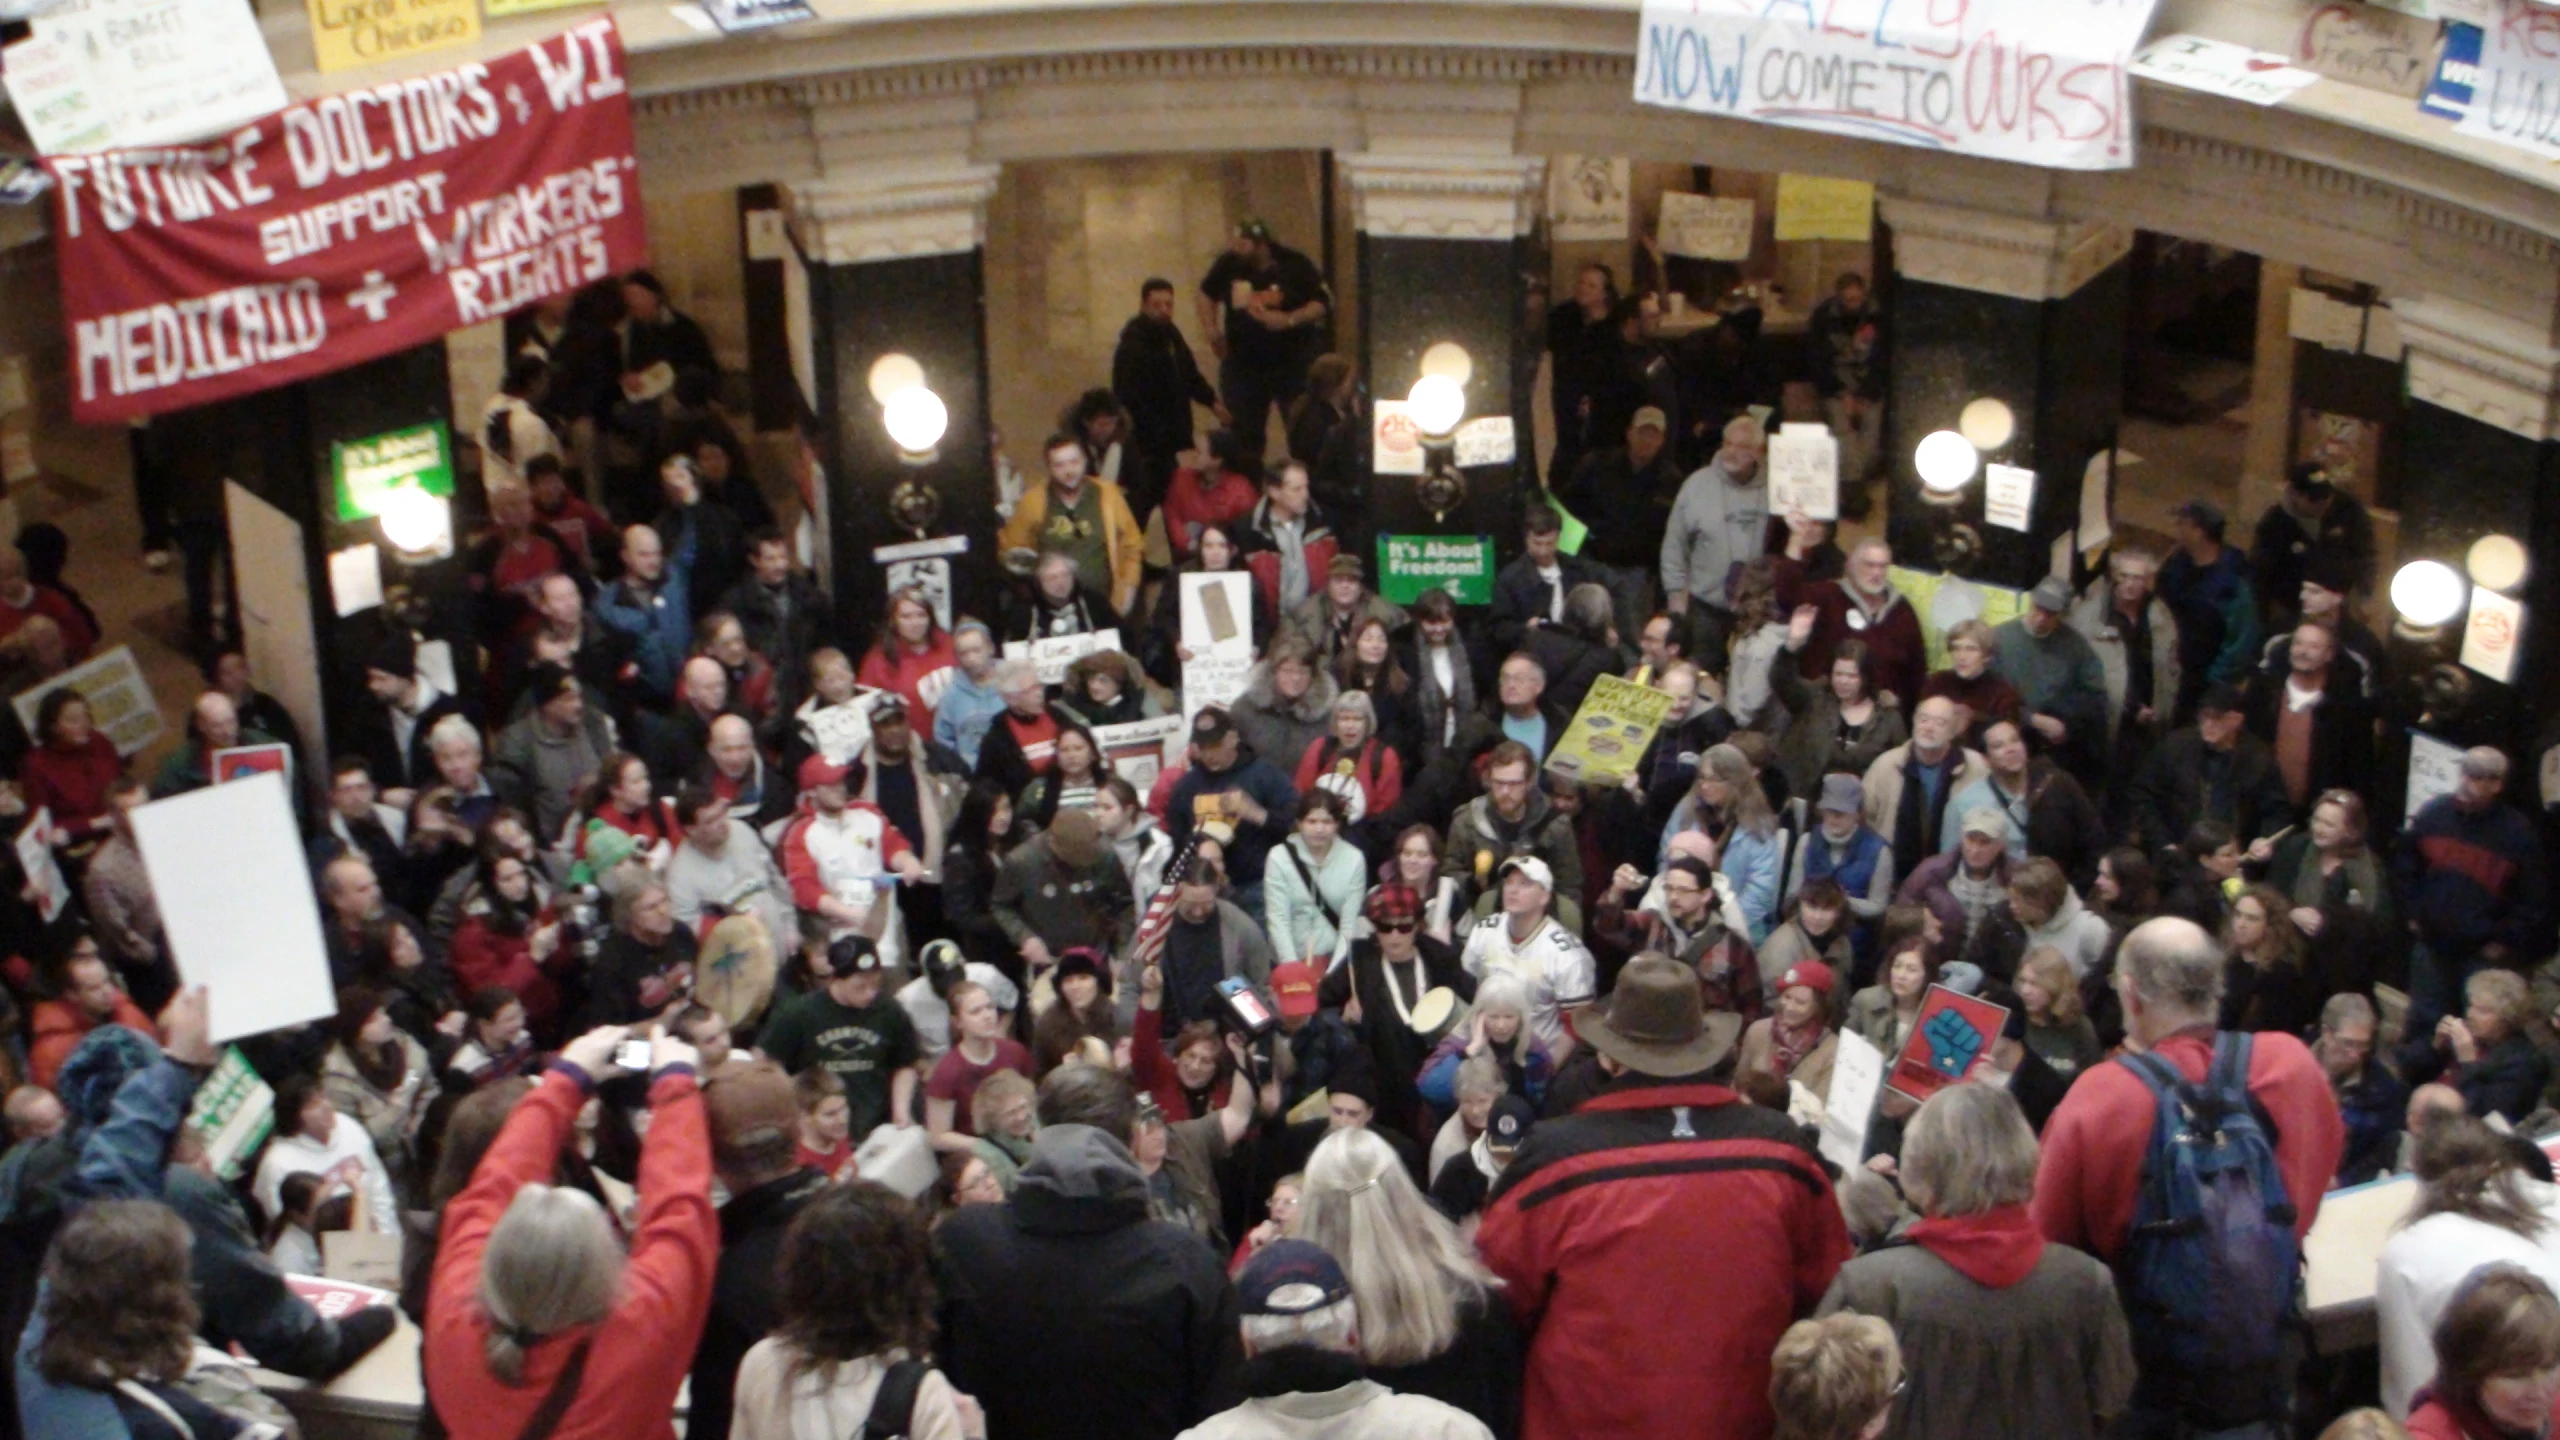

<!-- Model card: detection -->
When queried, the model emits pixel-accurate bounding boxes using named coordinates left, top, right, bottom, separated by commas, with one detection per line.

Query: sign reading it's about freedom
left=1633, top=0, right=2163, bottom=171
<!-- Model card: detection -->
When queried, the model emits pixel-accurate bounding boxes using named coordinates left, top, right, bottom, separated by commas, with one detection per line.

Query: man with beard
left=1595, top=855, right=1762, bottom=1019
left=1442, top=742, right=1581, bottom=924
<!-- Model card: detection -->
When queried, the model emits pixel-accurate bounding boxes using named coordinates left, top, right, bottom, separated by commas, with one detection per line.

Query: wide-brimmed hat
left=1573, top=954, right=1741, bottom=1078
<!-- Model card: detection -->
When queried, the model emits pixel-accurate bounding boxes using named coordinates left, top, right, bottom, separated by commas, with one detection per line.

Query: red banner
left=45, top=18, right=647, bottom=425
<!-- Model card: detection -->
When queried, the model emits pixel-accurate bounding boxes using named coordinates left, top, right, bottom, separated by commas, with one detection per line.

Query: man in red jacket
left=2033, top=915, right=2344, bottom=1438
left=1478, top=954, right=1849, bottom=1440
left=1799, top=537, right=1925, bottom=713
left=28, top=935, right=156, bottom=1089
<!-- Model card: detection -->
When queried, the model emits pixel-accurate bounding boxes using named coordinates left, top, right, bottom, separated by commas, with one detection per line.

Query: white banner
left=2458, top=0, right=2560, bottom=159
left=1, top=0, right=287, bottom=155
left=1633, top=0, right=2162, bottom=171
left=1003, top=628, right=1122, bottom=687
left=1658, top=192, right=1756, bottom=260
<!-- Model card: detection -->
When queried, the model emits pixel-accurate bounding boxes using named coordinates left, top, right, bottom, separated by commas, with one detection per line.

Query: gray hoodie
left=1660, top=456, right=1770, bottom=611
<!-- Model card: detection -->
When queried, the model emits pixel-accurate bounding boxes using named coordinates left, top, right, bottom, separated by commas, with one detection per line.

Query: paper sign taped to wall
left=1773, top=175, right=1876, bottom=241
left=1658, top=192, right=1755, bottom=261
left=1373, top=400, right=1426, bottom=477
left=1985, top=464, right=2037, bottom=532
left=1454, top=417, right=1517, bottom=468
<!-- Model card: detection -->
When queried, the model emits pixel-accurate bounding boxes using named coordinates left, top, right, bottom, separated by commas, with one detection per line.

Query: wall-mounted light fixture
left=1914, top=430, right=1978, bottom=502
left=1958, top=398, right=2015, bottom=452
left=2468, top=533, right=2528, bottom=592
left=2390, top=558, right=2466, bottom=637
left=375, top=485, right=451, bottom=557
left=1408, top=374, right=1467, bottom=440
left=869, top=352, right=947, bottom=465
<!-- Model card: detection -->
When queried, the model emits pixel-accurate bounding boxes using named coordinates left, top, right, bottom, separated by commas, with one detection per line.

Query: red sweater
left=448, top=914, right=569, bottom=1037
left=21, top=732, right=124, bottom=835
left=425, top=1066, right=716, bottom=1440
left=1477, top=1083, right=1849, bottom=1440
left=1158, top=468, right=1258, bottom=565
left=859, top=635, right=959, bottom=732
left=1293, top=736, right=1402, bottom=821
left=2031, top=1026, right=2345, bottom=1261
left=28, top=997, right=154, bottom=1089
left=1799, top=582, right=1926, bottom=715
left=1130, top=1005, right=1233, bottom=1121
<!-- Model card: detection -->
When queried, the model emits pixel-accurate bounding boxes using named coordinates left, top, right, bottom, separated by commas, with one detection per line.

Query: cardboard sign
left=15, top=810, right=67, bottom=924
left=1372, top=399, right=1426, bottom=477
left=134, top=772, right=336, bottom=1044
left=2457, top=1, right=2560, bottom=157
left=44, top=20, right=647, bottom=425
left=1002, top=628, right=1122, bottom=687
left=2462, top=586, right=2523, bottom=682
left=1377, top=535, right=1495, bottom=607
left=14, top=644, right=162, bottom=757
left=1637, top=1, right=2163, bottom=170
left=186, top=1046, right=274, bottom=1181
left=307, top=0, right=481, bottom=73
left=1886, top=985, right=2012, bottom=1103
left=1545, top=674, right=1677, bottom=789
left=1454, top=416, right=1517, bottom=469
left=2295, top=3, right=2441, bottom=99
left=1179, top=572, right=1254, bottom=659
left=1773, top=174, right=1875, bottom=241
left=1093, top=715, right=1186, bottom=795
left=1768, top=424, right=1838, bottom=522
left=1658, top=191, right=1755, bottom=261
left=0, top=0, right=287, bottom=155
left=2406, top=731, right=2467, bottom=823
left=2132, top=34, right=2322, bottom=106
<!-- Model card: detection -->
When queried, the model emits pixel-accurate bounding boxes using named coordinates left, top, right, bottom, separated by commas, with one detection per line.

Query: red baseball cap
left=1270, top=962, right=1321, bottom=1019
left=798, top=753, right=854, bottom=791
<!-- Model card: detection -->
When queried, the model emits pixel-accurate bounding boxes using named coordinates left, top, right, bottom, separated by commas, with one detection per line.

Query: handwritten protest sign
left=1769, top=424, right=1838, bottom=521
left=1886, top=985, right=2011, bottom=1103
left=15, top=644, right=161, bottom=757
left=1635, top=0, right=2163, bottom=170
left=16, top=811, right=66, bottom=924
left=2406, top=731, right=2466, bottom=823
left=2132, top=34, right=2321, bottom=106
left=1095, top=715, right=1186, bottom=794
left=1545, top=675, right=1676, bottom=789
left=2457, top=0, right=2560, bottom=158
left=1774, top=174, right=1874, bottom=241
left=1820, top=1030, right=1885, bottom=1171
left=1002, top=629, right=1122, bottom=687
left=1658, top=192, right=1755, bottom=261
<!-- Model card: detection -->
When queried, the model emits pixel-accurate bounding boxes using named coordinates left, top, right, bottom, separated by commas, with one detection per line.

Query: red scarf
left=1905, top=1203, right=2047, bottom=1289
left=1769, top=1015, right=1825, bottom=1080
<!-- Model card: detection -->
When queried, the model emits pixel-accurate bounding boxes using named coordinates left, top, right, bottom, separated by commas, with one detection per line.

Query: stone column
left=1341, top=150, right=1545, bottom=561
left=1876, top=195, right=2133, bottom=591
left=793, top=159, right=1003, bottom=632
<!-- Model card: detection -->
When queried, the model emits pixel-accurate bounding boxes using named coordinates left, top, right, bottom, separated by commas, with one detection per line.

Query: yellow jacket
left=998, top=478, right=1144, bottom=616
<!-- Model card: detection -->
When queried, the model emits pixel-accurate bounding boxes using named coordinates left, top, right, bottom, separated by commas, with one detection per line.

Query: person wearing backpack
left=2031, top=916, right=2346, bottom=1439
left=730, top=1182, right=986, bottom=1440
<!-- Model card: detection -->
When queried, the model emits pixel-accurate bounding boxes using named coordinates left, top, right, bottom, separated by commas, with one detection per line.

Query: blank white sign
left=133, top=771, right=336, bottom=1044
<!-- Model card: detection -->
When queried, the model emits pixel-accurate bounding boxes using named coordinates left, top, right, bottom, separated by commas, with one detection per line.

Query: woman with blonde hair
left=1769, top=1312, right=1901, bottom=1440
left=2406, top=968, right=2551, bottom=1125
left=1417, top=969, right=1552, bottom=1111
left=2015, top=946, right=2102, bottom=1077
left=1295, top=1126, right=1517, bottom=1436
left=1663, top=743, right=1783, bottom=942
left=1819, top=1084, right=2134, bottom=1439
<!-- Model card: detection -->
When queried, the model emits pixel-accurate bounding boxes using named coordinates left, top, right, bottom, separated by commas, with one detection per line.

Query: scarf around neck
left=1769, top=1015, right=1825, bottom=1079
left=1904, top=1202, right=2047, bottom=1289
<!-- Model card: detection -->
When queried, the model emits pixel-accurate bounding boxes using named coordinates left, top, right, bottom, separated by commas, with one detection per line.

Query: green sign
left=1377, top=534, right=1495, bottom=607
left=187, top=1046, right=274, bottom=1181
left=332, top=421, right=454, bottom=522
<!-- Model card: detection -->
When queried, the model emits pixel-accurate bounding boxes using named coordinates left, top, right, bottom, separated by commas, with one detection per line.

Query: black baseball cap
left=824, top=934, right=884, bottom=978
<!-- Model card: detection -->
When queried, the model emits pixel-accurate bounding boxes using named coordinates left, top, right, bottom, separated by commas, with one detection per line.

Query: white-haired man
left=1660, top=414, right=1770, bottom=650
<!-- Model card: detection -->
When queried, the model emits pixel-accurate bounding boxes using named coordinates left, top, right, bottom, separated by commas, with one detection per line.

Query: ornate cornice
left=1876, top=197, right=2132, bottom=303
left=1341, top=153, right=1546, bottom=239
left=791, top=164, right=1003, bottom=265
left=2391, top=296, right=2560, bottom=443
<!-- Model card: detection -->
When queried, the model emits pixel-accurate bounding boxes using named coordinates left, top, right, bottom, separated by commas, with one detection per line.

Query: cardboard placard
left=1182, top=653, right=1252, bottom=730
left=1544, top=674, right=1677, bottom=789
left=2295, top=3, right=2439, bottom=99
left=1768, top=423, right=1839, bottom=522
left=307, top=0, right=480, bottom=73
left=1179, top=572, right=1255, bottom=659
left=1658, top=191, right=1755, bottom=261
left=133, top=772, right=335, bottom=1044
left=1819, top=1029, right=1886, bottom=1172
left=322, top=1230, right=404, bottom=1289
left=1002, top=628, right=1123, bottom=687
left=14, top=644, right=162, bottom=757
left=1885, top=985, right=2012, bottom=1103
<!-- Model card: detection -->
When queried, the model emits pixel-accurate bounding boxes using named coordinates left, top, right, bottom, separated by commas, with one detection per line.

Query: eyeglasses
left=1373, top=920, right=1417, bottom=933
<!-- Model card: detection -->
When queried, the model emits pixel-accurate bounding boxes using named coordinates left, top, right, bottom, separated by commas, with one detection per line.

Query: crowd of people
left=2, top=232, right=2555, bottom=1440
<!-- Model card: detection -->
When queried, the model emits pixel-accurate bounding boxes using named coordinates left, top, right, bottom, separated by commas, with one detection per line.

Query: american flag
left=1130, top=835, right=1199, bottom=967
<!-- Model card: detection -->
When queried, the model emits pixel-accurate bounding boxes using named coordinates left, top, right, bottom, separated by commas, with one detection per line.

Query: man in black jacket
left=1488, top=506, right=1604, bottom=659
left=1562, top=406, right=1685, bottom=643
left=1113, top=278, right=1226, bottom=524
left=1522, top=583, right=1618, bottom=721
left=938, top=1071, right=1241, bottom=1440
left=2127, top=682, right=2291, bottom=853
left=355, top=634, right=469, bottom=802
left=719, top=530, right=834, bottom=696
left=690, top=1059, right=832, bottom=1440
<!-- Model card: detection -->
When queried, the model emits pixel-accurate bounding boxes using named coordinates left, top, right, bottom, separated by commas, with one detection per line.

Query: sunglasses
left=1372, top=919, right=1417, bottom=933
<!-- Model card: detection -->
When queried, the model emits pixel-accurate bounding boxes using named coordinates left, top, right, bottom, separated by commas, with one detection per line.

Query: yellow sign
left=1545, top=674, right=1677, bottom=790
left=307, top=0, right=480, bottom=73
left=1774, top=175, right=1876, bottom=243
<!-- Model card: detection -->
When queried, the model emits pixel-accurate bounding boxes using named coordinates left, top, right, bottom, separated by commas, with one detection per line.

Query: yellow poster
left=1774, top=175, right=1876, bottom=243
left=307, top=0, right=480, bottom=73
left=1545, top=674, right=1677, bottom=789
